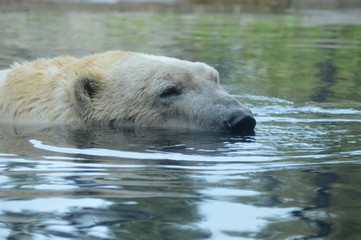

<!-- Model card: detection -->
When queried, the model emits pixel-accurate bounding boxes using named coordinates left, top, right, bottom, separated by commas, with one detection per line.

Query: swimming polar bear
left=0, top=51, right=255, bottom=133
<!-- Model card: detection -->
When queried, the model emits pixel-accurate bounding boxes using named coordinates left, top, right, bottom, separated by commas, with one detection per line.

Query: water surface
left=0, top=3, right=361, bottom=240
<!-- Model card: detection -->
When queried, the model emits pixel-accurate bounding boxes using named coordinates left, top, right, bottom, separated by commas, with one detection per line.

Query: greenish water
left=0, top=4, right=361, bottom=240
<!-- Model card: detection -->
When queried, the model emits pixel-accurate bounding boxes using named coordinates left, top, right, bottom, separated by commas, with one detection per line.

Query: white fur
left=0, top=51, right=249, bottom=130
left=0, top=69, right=11, bottom=88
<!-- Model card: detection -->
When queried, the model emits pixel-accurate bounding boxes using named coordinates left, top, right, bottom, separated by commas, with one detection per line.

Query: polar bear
left=0, top=51, right=255, bottom=133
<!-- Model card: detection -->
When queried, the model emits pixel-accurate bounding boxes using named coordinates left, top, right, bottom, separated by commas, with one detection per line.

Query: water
left=1, top=2, right=361, bottom=239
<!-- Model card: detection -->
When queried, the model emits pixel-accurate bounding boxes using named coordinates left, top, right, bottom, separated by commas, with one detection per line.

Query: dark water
left=1, top=3, right=361, bottom=240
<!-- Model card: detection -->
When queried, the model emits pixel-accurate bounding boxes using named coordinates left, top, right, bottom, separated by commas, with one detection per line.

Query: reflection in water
left=312, top=26, right=339, bottom=102
left=0, top=2, right=361, bottom=240
left=1, top=97, right=361, bottom=239
left=0, top=206, right=155, bottom=239
left=291, top=172, right=337, bottom=239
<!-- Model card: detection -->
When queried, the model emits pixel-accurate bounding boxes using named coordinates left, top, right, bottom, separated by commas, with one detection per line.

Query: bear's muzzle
left=224, top=111, right=256, bottom=135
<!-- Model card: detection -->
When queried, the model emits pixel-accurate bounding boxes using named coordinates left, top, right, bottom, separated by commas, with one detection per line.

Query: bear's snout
left=224, top=111, right=256, bottom=134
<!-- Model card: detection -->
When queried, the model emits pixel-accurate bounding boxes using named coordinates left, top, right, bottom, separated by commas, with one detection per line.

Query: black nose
left=224, top=113, right=256, bottom=134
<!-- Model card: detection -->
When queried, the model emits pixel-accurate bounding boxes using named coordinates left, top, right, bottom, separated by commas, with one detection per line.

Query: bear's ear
left=73, top=76, right=99, bottom=119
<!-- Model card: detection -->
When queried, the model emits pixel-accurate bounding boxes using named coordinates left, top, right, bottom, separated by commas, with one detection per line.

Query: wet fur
left=0, top=51, right=249, bottom=130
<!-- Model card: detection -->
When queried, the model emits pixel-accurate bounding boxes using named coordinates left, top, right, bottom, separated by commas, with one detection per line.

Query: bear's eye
left=160, top=86, right=181, bottom=98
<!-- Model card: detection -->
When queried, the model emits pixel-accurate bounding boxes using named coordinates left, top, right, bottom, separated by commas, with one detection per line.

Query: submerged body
left=0, top=51, right=255, bottom=133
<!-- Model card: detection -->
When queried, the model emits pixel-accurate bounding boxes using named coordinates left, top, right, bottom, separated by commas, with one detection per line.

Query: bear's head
left=73, top=53, right=256, bottom=134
